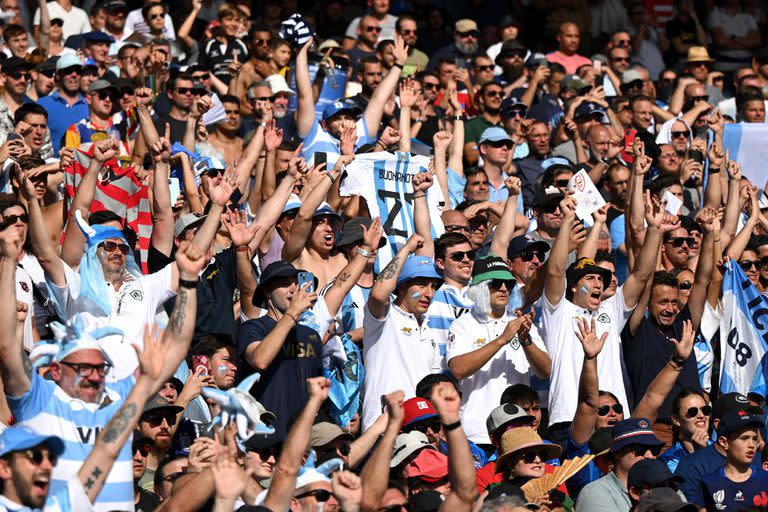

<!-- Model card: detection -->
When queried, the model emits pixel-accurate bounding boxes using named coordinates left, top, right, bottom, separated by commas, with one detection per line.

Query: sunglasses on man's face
left=665, top=237, right=693, bottom=248
left=144, top=412, right=177, bottom=428
left=670, top=130, right=689, bottom=139
left=514, top=249, right=543, bottom=262
left=446, top=250, right=475, bottom=262
left=295, top=489, right=332, bottom=502
left=458, top=30, right=479, bottom=38
left=677, top=280, right=692, bottom=291
left=476, top=65, right=494, bottom=71
left=149, top=12, right=165, bottom=20
left=2, top=213, right=28, bottom=226
left=489, top=279, right=514, bottom=290
left=597, top=403, right=623, bottom=416
left=100, top=240, right=130, bottom=255
left=740, top=260, right=764, bottom=271
left=133, top=444, right=151, bottom=457
left=7, top=71, right=28, bottom=81
left=409, top=419, right=442, bottom=434
left=20, top=447, right=58, bottom=467
left=688, top=95, right=708, bottom=102
left=174, top=87, right=193, bottom=95
left=444, top=224, right=470, bottom=234
left=423, top=82, right=439, bottom=90
left=59, top=66, right=82, bottom=76
left=684, top=405, right=711, bottom=418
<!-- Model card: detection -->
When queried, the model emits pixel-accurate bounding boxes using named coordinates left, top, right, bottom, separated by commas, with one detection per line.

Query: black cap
left=574, top=101, right=608, bottom=123
left=35, top=58, right=57, bottom=73
left=495, top=40, right=527, bottom=66
left=244, top=432, right=282, bottom=452
left=252, top=261, right=314, bottom=307
left=627, top=459, right=682, bottom=490
left=337, top=217, right=387, bottom=248
left=588, top=427, right=613, bottom=456
left=533, top=186, right=564, bottom=208
left=716, top=410, right=764, bottom=437
left=132, top=431, right=155, bottom=449
left=485, top=481, right=527, bottom=501
left=103, top=0, right=127, bottom=11
left=566, top=257, right=612, bottom=290
left=2, top=57, right=32, bottom=74
left=636, top=487, right=699, bottom=512
left=507, top=234, right=550, bottom=260
left=408, top=490, right=444, bottom=512
left=711, top=392, right=762, bottom=419
left=141, top=394, right=184, bottom=416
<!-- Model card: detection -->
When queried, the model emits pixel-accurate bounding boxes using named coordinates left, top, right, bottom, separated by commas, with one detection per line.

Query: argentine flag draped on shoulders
left=719, top=260, right=768, bottom=395
left=339, top=151, right=445, bottom=273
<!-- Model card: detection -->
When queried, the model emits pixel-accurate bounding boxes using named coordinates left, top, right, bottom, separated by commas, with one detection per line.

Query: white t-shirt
left=540, top=287, right=632, bottom=426
left=50, top=263, right=175, bottom=380
left=361, top=303, right=437, bottom=431
left=447, top=309, right=548, bottom=444
left=33, top=2, right=91, bottom=41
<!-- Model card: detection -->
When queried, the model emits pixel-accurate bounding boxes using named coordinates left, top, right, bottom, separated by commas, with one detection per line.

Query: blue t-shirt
left=676, top=444, right=763, bottom=506
left=236, top=316, right=324, bottom=439
left=701, top=466, right=768, bottom=511
left=564, top=433, right=604, bottom=500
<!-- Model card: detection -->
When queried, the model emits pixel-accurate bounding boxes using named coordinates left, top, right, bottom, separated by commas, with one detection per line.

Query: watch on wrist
left=519, top=336, right=533, bottom=347
left=670, top=354, right=687, bottom=368
left=442, top=420, right=462, bottom=432
left=179, top=278, right=198, bottom=289
left=600, top=156, right=612, bottom=165
left=394, top=62, right=404, bottom=69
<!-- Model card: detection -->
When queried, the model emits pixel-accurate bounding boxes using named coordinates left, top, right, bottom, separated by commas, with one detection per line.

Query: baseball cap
left=500, top=96, right=526, bottom=117
left=574, top=101, right=609, bottom=123
left=322, top=100, right=360, bottom=121
left=621, top=69, right=644, bottom=86
left=2, top=57, right=32, bottom=74
left=103, top=0, right=127, bottom=10
left=525, top=52, right=547, bottom=69
left=486, top=403, right=535, bottom=435
left=252, top=261, right=315, bottom=307
left=0, top=426, right=65, bottom=458
left=402, top=397, right=439, bottom=429
left=711, top=392, right=763, bottom=419
left=56, top=54, right=82, bottom=71
left=627, top=459, right=682, bottom=489
left=566, top=257, right=612, bottom=291
left=562, top=74, right=590, bottom=92
left=265, top=74, right=295, bottom=96
left=495, top=428, right=561, bottom=474
left=533, top=185, right=565, bottom=209
left=454, top=19, right=478, bottom=33
left=610, top=418, right=663, bottom=453
left=391, top=431, right=436, bottom=467
left=141, top=394, right=184, bottom=416
left=408, top=489, right=444, bottom=512
left=244, top=432, right=282, bottom=452
left=173, top=212, right=206, bottom=238
left=310, top=422, right=354, bottom=447
left=507, top=234, right=550, bottom=260
left=395, top=255, right=443, bottom=287
left=406, top=449, right=448, bottom=482
left=636, top=487, right=699, bottom=512
left=470, top=256, right=515, bottom=286
left=83, top=31, right=115, bottom=44
left=87, top=79, right=118, bottom=95
left=193, top=156, right=227, bottom=178
left=478, top=127, right=513, bottom=145
left=36, top=58, right=58, bottom=73
left=337, top=217, right=387, bottom=248
left=716, top=409, right=765, bottom=437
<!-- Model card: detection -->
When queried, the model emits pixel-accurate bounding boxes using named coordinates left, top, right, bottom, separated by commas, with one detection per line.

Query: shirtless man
left=236, top=25, right=273, bottom=117
left=281, top=155, right=353, bottom=288
left=206, top=94, right=243, bottom=168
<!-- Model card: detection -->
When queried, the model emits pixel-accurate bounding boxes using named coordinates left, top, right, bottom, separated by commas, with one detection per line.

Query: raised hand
left=333, top=154, right=355, bottom=173
left=447, top=87, right=462, bottom=114
left=222, top=208, right=262, bottom=247
left=633, top=142, right=652, bottom=176
left=592, top=203, right=610, bottom=225
left=175, top=240, right=206, bottom=278
left=212, top=433, right=252, bottom=500
left=433, top=130, right=453, bottom=151
left=0, top=224, right=23, bottom=260
left=726, top=158, right=742, bottom=181
left=92, top=139, right=118, bottom=163
left=254, top=99, right=273, bottom=123
left=505, top=175, right=522, bottom=195
left=568, top=221, right=587, bottom=252
left=707, top=110, right=724, bottom=134
left=177, top=367, right=213, bottom=404
left=151, top=123, right=171, bottom=163
left=399, top=78, right=421, bottom=109
left=207, top=167, right=239, bottom=206
left=332, top=471, right=363, bottom=511
left=287, top=281, right=318, bottom=318
left=227, top=51, right=242, bottom=79
left=671, top=319, right=695, bottom=361
left=286, top=143, right=306, bottom=179
left=431, top=381, right=461, bottom=423
left=264, top=120, right=284, bottom=152
left=379, top=126, right=401, bottom=149
left=191, top=95, right=213, bottom=119
left=404, top=233, right=424, bottom=253
left=560, top=194, right=577, bottom=220
left=393, top=33, right=408, bottom=67
left=384, top=390, right=405, bottom=425
left=188, top=437, right=217, bottom=473
left=17, top=168, right=38, bottom=201
left=58, top=147, right=75, bottom=170
left=608, top=135, right=624, bottom=159
left=339, top=121, right=357, bottom=156
left=306, top=376, right=331, bottom=403
left=135, top=86, right=153, bottom=106
left=575, top=317, right=608, bottom=360
left=644, top=190, right=681, bottom=232
left=412, top=170, right=434, bottom=192
left=360, top=216, right=383, bottom=252
left=134, top=324, right=168, bottom=381
left=707, top=141, right=724, bottom=168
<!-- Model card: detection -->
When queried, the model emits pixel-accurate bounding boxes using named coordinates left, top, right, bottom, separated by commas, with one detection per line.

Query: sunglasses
left=554, top=179, right=570, bottom=189
left=100, top=240, right=130, bottom=255
left=504, top=50, right=526, bottom=59
left=611, top=56, right=630, bottom=63
left=476, top=65, right=494, bottom=72
left=38, top=69, right=55, bottom=78
left=489, top=279, right=514, bottom=290
left=671, top=130, right=689, bottom=139
left=684, top=405, right=712, bottom=418
left=627, top=444, right=662, bottom=457
left=520, top=450, right=544, bottom=464
left=688, top=95, right=709, bottom=102
left=203, top=168, right=224, bottom=178
left=678, top=280, right=692, bottom=291
left=506, top=109, right=526, bottom=119
left=486, top=140, right=512, bottom=149
left=21, top=448, right=58, bottom=467
left=253, top=38, right=271, bottom=46
left=295, top=489, right=332, bottom=502
left=447, top=250, right=475, bottom=262
left=458, top=30, right=479, bottom=38
left=423, top=82, right=439, bottom=90
left=616, top=39, right=631, bottom=46
left=469, top=219, right=489, bottom=230
left=445, top=224, right=470, bottom=234
left=665, top=237, right=694, bottom=248
left=149, top=12, right=165, bottom=20
left=95, top=90, right=117, bottom=102
left=144, top=412, right=177, bottom=428
left=133, top=444, right=151, bottom=457
left=400, top=29, right=417, bottom=35
left=514, top=249, right=543, bottom=262
left=3, top=213, right=28, bottom=225
left=60, top=361, right=112, bottom=377
left=597, top=403, right=624, bottom=416
left=7, top=71, right=29, bottom=80
left=740, top=260, right=764, bottom=271
left=252, top=95, right=276, bottom=102
left=174, top=87, right=193, bottom=95
left=484, top=90, right=503, bottom=98
left=252, top=445, right=280, bottom=460
left=364, top=26, right=382, bottom=33
left=59, top=66, right=82, bottom=76
left=542, top=202, right=561, bottom=214
left=191, top=74, right=210, bottom=81
left=409, top=419, right=442, bottom=434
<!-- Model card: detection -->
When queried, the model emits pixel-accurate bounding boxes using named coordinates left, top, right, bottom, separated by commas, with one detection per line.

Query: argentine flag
left=722, top=123, right=768, bottom=186
left=719, top=261, right=768, bottom=395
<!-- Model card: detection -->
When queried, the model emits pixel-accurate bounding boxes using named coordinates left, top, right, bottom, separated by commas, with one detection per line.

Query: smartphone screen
left=192, top=355, right=210, bottom=376
left=314, top=151, right=327, bottom=168
left=298, top=271, right=315, bottom=294
left=621, top=128, right=637, bottom=165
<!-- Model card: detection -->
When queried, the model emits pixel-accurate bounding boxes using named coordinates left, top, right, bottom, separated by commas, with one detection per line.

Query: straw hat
left=495, top=428, right=562, bottom=474
left=685, top=46, right=714, bottom=64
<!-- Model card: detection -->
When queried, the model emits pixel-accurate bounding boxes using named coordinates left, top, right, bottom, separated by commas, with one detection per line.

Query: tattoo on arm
left=170, top=289, right=188, bottom=335
left=101, top=403, right=136, bottom=443
left=339, top=272, right=351, bottom=283
left=83, top=466, right=103, bottom=491
left=375, top=256, right=400, bottom=283
left=20, top=347, right=31, bottom=379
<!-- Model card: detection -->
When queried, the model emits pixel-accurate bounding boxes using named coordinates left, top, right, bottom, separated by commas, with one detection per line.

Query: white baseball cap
left=265, top=74, right=296, bottom=96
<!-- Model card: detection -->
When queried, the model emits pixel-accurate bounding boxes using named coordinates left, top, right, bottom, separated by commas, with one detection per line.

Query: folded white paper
left=568, top=170, right=606, bottom=221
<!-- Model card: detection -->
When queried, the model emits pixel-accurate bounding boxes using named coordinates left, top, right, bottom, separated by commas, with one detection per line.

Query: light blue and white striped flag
left=722, top=123, right=768, bottom=186
left=719, top=261, right=768, bottom=395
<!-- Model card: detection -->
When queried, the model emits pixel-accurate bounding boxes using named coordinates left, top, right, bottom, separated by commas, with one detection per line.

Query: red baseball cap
left=402, top=397, right=439, bottom=429
left=406, top=449, right=449, bottom=482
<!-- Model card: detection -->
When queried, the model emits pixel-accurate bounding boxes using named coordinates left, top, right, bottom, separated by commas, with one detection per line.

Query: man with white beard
left=265, top=74, right=298, bottom=141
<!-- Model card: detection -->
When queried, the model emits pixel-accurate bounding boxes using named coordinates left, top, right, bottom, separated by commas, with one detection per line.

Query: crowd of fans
left=0, top=0, right=766, bottom=511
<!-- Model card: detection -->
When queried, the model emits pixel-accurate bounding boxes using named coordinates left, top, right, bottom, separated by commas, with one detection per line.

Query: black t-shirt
left=199, top=37, right=250, bottom=84
left=667, top=17, right=698, bottom=50
left=622, top=307, right=701, bottom=421
left=607, top=206, right=624, bottom=227
left=516, top=155, right=547, bottom=210
left=153, top=117, right=188, bottom=145
left=236, top=316, right=323, bottom=439
left=136, top=487, right=160, bottom=512
left=149, top=245, right=238, bottom=339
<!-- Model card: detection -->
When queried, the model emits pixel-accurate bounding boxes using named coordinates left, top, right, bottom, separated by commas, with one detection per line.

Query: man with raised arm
left=0, top=222, right=202, bottom=512
left=361, top=234, right=445, bottom=430
left=294, top=36, right=409, bottom=168
left=541, top=191, right=680, bottom=446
